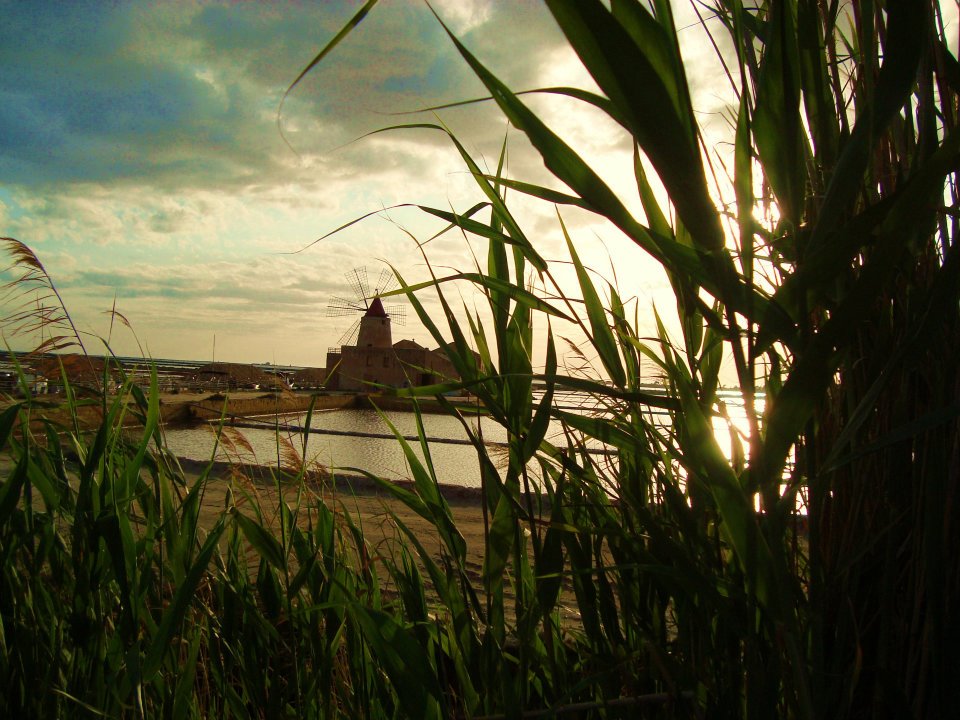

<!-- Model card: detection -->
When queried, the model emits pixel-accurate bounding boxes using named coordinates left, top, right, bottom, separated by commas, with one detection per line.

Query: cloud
left=0, top=0, right=677, bottom=209
left=0, top=0, right=566, bottom=225
left=2, top=4, right=237, bottom=187
left=0, top=0, right=692, bottom=366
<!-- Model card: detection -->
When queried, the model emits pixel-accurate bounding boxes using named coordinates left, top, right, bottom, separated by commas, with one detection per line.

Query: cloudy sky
left=1, top=0, right=740, bottom=368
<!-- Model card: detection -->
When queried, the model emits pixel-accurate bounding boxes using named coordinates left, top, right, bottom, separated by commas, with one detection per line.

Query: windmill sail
left=325, top=266, right=406, bottom=347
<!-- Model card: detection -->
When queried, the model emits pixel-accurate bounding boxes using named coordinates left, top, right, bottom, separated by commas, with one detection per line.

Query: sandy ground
left=178, top=459, right=591, bottom=623
left=182, top=458, right=493, bottom=586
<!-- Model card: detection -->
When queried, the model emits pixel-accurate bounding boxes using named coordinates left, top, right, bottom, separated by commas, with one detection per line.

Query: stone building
left=324, top=298, right=458, bottom=391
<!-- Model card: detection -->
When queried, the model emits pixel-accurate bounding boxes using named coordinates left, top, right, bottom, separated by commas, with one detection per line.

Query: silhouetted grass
left=2, top=1, right=958, bottom=717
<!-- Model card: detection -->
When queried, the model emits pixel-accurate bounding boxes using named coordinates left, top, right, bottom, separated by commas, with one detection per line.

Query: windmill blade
left=326, top=266, right=406, bottom=341
left=374, top=268, right=398, bottom=296
left=347, top=267, right=370, bottom=308
left=384, top=303, right=406, bottom=325
left=326, top=296, right=365, bottom=316
left=336, top=318, right=361, bottom=347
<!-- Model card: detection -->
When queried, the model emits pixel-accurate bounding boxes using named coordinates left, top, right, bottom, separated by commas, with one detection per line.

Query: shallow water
left=162, top=407, right=510, bottom=488
left=161, top=395, right=760, bottom=495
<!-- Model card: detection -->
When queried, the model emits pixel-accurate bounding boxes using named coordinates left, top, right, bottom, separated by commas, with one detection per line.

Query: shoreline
left=158, top=390, right=481, bottom=426
left=3, top=388, right=477, bottom=429
left=174, top=455, right=491, bottom=504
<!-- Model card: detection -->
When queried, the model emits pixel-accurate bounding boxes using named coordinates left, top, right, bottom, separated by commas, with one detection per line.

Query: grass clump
left=289, top=0, right=959, bottom=717
left=0, top=365, right=459, bottom=718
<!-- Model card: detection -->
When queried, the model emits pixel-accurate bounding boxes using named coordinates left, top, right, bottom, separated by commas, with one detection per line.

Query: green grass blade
left=752, top=0, right=804, bottom=224
left=547, top=0, right=723, bottom=252
left=561, top=216, right=625, bottom=387
left=141, top=520, right=226, bottom=681
left=382, top=271, right=572, bottom=321
left=347, top=603, right=443, bottom=719
left=233, top=510, right=286, bottom=571
left=281, top=0, right=379, bottom=119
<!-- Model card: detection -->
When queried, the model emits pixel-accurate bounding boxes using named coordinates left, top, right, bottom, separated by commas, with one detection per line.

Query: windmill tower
left=357, top=296, right=392, bottom=347
left=326, top=267, right=405, bottom=350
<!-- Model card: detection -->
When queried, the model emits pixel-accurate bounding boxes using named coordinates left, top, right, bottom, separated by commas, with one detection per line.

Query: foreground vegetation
left=3, top=0, right=959, bottom=717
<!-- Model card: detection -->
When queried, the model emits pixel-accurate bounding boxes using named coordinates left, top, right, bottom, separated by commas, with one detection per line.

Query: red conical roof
left=366, top=297, right=388, bottom=317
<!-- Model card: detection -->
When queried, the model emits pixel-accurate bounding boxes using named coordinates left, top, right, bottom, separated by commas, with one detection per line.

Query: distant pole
left=213, top=334, right=216, bottom=366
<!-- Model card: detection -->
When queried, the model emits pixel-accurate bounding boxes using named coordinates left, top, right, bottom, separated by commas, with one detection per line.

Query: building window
left=366, top=355, right=373, bottom=366
left=383, top=356, right=390, bottom=368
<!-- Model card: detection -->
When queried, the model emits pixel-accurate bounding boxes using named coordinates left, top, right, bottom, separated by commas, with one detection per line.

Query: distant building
left=191, top=362, right=285, bottom=391
left=290, top=366, right=327, bottom=390
left=0, top=369, right=49, bottom=396
left=324, top=298, right=459, bottom=391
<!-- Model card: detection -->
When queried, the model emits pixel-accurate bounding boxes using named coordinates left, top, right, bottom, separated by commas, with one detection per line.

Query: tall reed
left=291, top=0, right=959, bottom=716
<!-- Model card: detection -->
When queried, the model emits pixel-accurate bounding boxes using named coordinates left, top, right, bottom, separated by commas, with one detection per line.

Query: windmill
left=326, top=267, right=406, bottom=348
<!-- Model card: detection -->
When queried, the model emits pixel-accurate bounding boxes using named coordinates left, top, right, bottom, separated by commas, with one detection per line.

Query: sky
left=0, top=0, right=758, bottom=370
